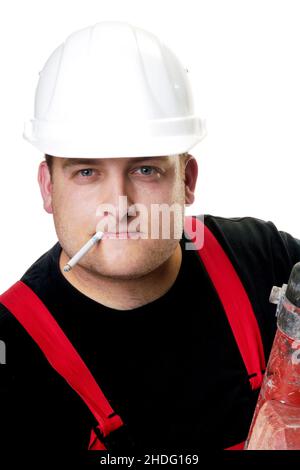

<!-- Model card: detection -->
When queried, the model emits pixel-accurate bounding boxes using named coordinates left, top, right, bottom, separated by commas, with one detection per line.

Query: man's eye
left=135, top=166, right=159, bottom=176
left=78, top=168, right=94, bottom=177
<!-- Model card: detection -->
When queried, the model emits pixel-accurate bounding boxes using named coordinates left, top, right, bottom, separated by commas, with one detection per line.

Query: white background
left=0, top=0, right=299, bottom=292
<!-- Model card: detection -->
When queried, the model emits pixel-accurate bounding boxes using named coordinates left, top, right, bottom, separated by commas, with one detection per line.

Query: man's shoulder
left=204, top=213, right=299, bottom=261
left=0, top=242, right=61, bottom=331
left=20, top=242, right=61, bottom=285
left=203, top=213, right=277, bottom=239
left=191, top=212, right=279, bottom=265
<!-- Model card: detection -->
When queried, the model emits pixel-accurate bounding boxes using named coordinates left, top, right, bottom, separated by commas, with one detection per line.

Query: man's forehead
left=60, top=155, right=173, bottom=168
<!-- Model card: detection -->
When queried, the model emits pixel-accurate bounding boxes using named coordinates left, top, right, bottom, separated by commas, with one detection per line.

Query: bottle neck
left=277, top=295, right=300, bottom=340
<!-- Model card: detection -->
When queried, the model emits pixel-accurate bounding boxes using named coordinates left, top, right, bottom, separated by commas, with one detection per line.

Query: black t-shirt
left=0, top=214, right=300, bottom=457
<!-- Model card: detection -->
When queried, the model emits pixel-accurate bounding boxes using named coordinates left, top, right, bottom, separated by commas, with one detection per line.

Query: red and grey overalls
left=0, top=216, right=266, bottom=451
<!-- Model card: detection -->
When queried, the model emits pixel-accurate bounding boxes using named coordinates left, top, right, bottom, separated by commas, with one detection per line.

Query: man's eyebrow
left=61, top=156, right=170, bottom=169
left=128, top=156, right=170, bottom=164
left=61, top=158, right=101, bottom=169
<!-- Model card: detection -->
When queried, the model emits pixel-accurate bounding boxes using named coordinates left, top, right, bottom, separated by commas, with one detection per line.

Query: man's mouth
left=101, top=231, right=143, bottom=240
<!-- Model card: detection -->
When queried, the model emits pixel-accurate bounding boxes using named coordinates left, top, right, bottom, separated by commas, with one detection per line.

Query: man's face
left=39, top=155, right=197, bottom=280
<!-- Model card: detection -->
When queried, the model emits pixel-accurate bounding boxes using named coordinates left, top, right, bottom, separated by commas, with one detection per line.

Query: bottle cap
left=286, top=261, right=300, bottom=308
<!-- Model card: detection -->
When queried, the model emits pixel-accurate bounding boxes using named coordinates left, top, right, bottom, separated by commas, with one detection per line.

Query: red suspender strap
left=0, top=280, right=123, bottom=450
left=226, top=441, right=245, bottom=450
left=184, top=216, right=266, bottom=391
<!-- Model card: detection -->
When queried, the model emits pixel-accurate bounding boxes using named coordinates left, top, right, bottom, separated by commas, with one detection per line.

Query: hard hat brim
left=23, top=117, right=206, bottom=158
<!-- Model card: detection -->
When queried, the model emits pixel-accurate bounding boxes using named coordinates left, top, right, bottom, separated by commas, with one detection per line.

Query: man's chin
left=86, top=267, right=149, bottom=281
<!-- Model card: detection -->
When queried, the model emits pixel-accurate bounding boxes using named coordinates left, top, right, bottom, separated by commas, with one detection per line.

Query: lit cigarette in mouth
left=63, top=231, right=104, bottom=273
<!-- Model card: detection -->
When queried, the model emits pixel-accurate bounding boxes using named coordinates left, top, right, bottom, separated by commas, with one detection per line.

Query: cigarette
left=63, top=231, right=104, bottom=272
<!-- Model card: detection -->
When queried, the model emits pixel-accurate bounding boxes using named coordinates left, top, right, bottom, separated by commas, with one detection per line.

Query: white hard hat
left=23, top=21, right=206, bottom=158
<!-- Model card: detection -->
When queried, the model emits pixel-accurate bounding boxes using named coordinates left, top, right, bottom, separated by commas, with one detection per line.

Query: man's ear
left=184, top=154, right=198, bottom=206
left=38, top=161, right=53, bottom=214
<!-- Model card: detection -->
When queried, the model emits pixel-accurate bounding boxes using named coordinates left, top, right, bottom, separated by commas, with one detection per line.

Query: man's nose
left=96, top=172, right=135, bottom=225
left=102, top=172, right=134, bottom=206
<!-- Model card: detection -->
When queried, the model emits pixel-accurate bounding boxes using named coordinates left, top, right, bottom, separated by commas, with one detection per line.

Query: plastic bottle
left=245, top=262, right=300, bottom=450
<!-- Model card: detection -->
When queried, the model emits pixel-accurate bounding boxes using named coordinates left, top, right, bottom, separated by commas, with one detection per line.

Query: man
left=0, top=21, right=300, bottom=459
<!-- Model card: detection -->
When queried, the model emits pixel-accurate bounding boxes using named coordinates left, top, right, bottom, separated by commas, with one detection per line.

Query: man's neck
left=59, top=243, right=182, bottom=310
